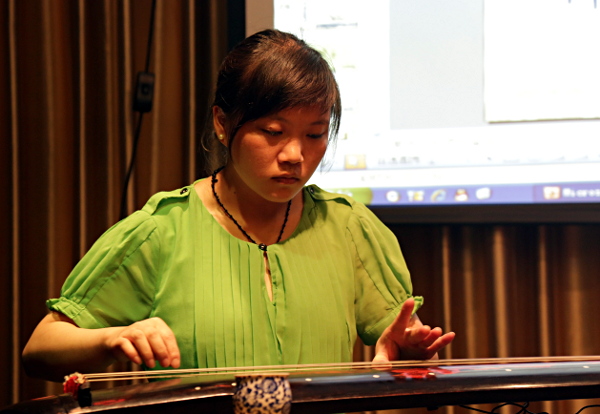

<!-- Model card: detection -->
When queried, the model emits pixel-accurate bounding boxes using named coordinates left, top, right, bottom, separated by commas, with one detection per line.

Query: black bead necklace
left=211, top=167, right=292, bottom=252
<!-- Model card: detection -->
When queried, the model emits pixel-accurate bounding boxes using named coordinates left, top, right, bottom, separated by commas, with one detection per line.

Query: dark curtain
left=1, top=0, right=232, bottom=403
left=2, top=1, right=600, bottom=413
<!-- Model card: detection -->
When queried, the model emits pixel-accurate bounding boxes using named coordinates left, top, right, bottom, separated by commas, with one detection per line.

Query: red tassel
left=63, top=372, right=86, bottom=398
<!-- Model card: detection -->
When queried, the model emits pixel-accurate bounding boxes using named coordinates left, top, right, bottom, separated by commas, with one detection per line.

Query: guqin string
left=80, top=355, right=600, bottom=383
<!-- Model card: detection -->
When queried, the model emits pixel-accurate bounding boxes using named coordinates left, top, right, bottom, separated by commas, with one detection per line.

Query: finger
left=128, top=328, right=157, bottom=368
left=410, top=326, right=442, bottom=348
left=372, top=349, right=393, bottom=370
left=149, top=318, right=180, bottom=368
left=403, top=325, right=432, bottom=346
left=113, top=337, right=143, bottom=365
left=154, top=330, right=180, bottom=368
left=414, top=332, right=455, bottom=360
left=387, top=298, right=416, bottom=338
left=163, top=331, right=181, bottom=368
left=427, top=332, right=456, bottom=354
left=145, top=329, right=171, bottom=368
left=398, top=298, right=416, bottom=325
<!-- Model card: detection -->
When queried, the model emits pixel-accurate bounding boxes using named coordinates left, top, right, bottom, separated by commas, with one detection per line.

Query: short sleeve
left=347, top=203, right=424, bottom=345
left=46, top=210, right=161, bottom=329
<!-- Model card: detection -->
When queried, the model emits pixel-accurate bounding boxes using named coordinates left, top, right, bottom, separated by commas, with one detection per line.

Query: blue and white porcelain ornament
left=233, top=373, right=292, bottom=414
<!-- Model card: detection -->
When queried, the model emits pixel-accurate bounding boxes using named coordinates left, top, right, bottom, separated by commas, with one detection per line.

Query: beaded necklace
left=211, top=167, right=292, bottom=252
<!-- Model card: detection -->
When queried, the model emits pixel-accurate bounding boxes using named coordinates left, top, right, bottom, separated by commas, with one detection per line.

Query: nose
left=279, top=137, right=304, bottom=164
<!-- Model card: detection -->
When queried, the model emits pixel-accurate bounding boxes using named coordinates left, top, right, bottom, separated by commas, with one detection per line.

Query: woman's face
left=218, top=106, right=330, bottom=203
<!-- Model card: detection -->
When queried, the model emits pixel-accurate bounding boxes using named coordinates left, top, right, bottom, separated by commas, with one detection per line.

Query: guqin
left=4, top=357, right=600, bottom=413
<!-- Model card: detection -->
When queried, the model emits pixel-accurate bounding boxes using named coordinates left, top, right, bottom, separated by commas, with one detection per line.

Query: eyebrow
left=267, top=116, right=330, bottom=126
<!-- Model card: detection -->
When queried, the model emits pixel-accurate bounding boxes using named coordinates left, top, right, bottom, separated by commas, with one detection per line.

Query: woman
left=22, top=29, right=454, bottom=382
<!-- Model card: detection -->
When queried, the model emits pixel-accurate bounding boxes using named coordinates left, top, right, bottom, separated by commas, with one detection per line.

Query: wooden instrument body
left=4, top=359, right=600, bottom=413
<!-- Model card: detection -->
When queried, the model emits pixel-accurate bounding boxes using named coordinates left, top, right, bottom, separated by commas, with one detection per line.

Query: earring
left=218, top=134, right=225, bottom=142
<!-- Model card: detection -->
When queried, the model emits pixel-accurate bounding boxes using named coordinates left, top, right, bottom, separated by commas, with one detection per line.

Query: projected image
left=274, top=0, right=600, bottom=207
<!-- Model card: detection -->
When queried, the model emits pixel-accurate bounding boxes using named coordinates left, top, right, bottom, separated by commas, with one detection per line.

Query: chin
left=267, top=188, right=302, bottom=203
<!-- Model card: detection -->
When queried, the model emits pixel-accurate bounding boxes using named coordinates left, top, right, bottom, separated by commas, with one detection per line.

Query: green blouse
left=47, top=182, right=423, bottom=370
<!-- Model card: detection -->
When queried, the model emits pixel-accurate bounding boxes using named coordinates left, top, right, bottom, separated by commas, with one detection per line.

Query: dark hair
left=205, top=29, right=341, bottom=168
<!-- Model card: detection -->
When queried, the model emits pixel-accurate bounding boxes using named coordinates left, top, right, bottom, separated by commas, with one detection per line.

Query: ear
left=212, top=106, right=228, bottom=146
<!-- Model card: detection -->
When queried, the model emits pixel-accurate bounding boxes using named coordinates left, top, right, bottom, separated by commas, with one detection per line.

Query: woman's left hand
left=372, top=298, right=455, bottom=366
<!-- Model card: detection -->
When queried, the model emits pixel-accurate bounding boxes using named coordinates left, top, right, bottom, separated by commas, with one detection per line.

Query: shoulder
left=305, top=184, right=376, bottom=220
left=305, top=184, right=384, bottom=231
left=141, top=184, right=195, bottom=217
left=305, top=184, right=355, bottom=207
left=102, top=183, right=196, bottom=246
left=305, top=184, right=393, bottom=239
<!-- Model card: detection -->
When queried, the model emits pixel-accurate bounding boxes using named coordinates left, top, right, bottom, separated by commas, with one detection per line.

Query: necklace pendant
left=258, top=243, right=267, bottom=252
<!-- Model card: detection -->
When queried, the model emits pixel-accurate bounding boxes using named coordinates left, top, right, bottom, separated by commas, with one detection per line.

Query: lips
left=273, top=176, right=299, bottom=185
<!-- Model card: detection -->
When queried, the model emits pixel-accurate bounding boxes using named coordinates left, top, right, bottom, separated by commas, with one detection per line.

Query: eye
left=307, top=131, right=328, bottom=139
left=262, top=129, right=282, bottom=137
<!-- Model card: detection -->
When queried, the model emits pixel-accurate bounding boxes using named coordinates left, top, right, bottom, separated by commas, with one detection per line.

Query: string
left=460, top=402, right=600, bottom=414
left=575, top=405, right=600, bottom=414
left=80, top=355, right=600, bottom=383
left=459, top=402, right=544, bottom=414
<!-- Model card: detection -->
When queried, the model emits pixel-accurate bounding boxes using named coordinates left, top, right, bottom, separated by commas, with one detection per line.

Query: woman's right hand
left=23, top=312, right=181, bottom=381
left=106, top=317, right=181, bottom=369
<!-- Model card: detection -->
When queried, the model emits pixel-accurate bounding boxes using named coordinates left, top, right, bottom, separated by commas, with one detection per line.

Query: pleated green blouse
left=47, top=181, right=423, bottom=370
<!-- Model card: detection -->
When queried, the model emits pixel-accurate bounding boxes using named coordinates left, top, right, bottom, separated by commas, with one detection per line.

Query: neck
left=216, top=166, right=296, bottom=219
left=211, top=167, right=294, bottom=247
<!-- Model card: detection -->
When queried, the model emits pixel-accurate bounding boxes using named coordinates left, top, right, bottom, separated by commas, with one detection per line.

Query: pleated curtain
left=376, top=224, right=600, bottom=414
left=2, top=2, right=600, bottom=414
left=1, top=0, right=229, bottom=403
